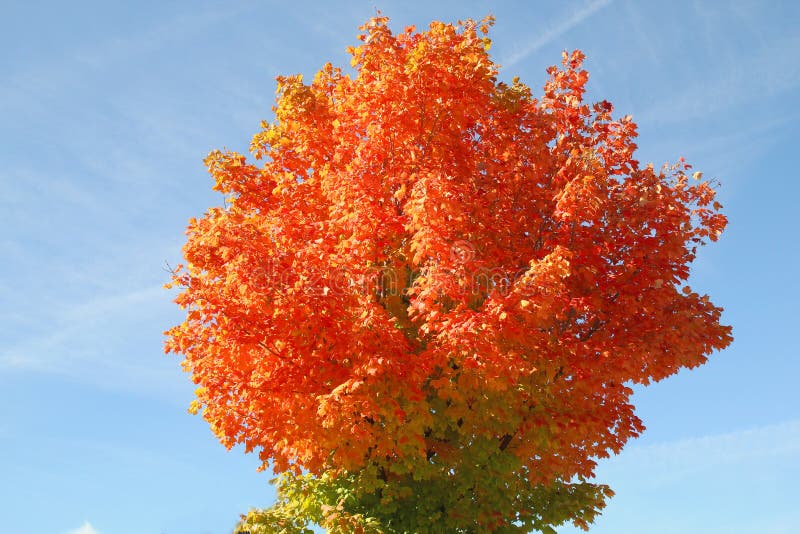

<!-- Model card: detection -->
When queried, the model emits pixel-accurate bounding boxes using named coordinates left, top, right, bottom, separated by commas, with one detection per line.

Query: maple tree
left=166, top=16, right=732, bottom=533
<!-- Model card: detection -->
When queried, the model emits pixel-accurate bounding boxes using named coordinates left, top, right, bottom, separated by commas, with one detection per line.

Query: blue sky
left=1, top=1, right=798, bottom=533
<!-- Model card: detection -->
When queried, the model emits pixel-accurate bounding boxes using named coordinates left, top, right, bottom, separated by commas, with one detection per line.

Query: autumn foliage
left=166, top=16, right=732, bottom=533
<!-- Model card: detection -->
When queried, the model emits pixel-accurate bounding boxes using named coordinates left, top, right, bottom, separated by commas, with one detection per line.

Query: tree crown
left=166, top=16, right=731, bottom=532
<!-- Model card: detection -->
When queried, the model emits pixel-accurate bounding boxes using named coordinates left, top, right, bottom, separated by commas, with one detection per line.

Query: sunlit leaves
left=167, top=15, right=731, bottom=533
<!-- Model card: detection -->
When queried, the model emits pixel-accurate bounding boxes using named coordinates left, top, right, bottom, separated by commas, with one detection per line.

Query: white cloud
left=603, top=419, right=800, bottom=488
left=0, top=284, right=179, bottom=395
left=0, top=284, right=165, bottom=369
left=501, top=0, right=613, bottom=68
left=1, top=3, right=253, bottom=104
left=66, top=522, right=100, bottom=534
left=639, top=32, right=800, bottom=125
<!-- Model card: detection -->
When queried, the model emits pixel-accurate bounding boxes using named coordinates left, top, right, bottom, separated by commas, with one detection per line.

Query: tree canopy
left=166, top=16, right=732, bottom=533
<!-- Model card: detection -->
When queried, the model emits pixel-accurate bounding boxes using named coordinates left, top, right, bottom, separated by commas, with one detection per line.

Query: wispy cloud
left=604, top=419, right=800, bottom=488
left=637, top=111, right=798, bottom=187
left=66, top=522, right=99, bottom=534
left=0, top=284, right=176, bottom=393
left=71, top=5, right=251, bottom=71
left=1, top=2, right=254, bottom=104
left=640, top=31, right=800, bottom=125
left=501, top=0, right=613, bottom=69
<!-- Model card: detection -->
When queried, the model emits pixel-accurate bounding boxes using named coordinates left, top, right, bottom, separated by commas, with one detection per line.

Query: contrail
left=502, top=0, right=613, bottom=68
